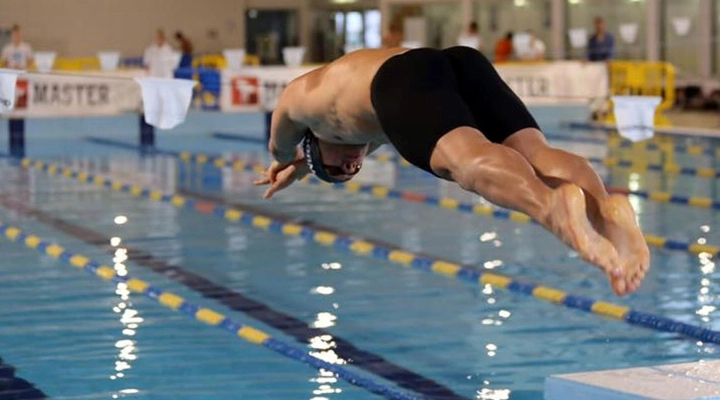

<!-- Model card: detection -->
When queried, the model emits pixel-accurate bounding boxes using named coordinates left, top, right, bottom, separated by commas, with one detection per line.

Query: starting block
left=545, top=360, right=720, bottom=400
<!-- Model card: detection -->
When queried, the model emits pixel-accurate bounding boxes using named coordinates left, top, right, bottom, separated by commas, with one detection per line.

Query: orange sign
left=231, top=77, right=259, bottom=106
left=15, top=79, right=28, bottom=109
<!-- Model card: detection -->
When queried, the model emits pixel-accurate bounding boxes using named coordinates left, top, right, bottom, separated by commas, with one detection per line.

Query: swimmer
left=253, top=46, right=650, bottom=296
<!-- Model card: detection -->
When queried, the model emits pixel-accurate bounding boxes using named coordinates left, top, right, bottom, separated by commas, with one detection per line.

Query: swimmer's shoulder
left=281, top=47, right=411, bottom=110
left=286, top=48, right=409, bottom=87
left=278, top=67, right=332, bottom=120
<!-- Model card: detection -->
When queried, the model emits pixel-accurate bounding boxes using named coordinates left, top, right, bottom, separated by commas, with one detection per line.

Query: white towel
left=0, top=69, right=24, bottom=112
left=97, top=51, right=121, bottom=71
left=223, top=49, right=246, bottom=70
left=34, top=52, right=56, bottom=73
left=612, top=96, right=662, bottom=142
left=135, top=77, right=196, bottom=130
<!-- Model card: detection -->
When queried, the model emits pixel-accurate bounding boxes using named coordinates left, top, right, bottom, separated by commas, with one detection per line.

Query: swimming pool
left=0, top=110, right=718, bottom=399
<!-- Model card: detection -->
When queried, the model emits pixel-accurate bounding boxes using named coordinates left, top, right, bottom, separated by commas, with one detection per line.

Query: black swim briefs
left=369, top=46, right=540, bottom=176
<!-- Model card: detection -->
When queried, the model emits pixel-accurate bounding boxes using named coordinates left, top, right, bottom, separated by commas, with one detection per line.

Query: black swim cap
left=302, top=131, right=360, bottom=183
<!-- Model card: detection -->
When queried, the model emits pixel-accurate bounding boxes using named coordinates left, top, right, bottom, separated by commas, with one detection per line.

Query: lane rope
left=175, top=152, right=720, bottom=257
left=199, top=132, right=720, bottom=177
left=19, top=157, right=720, bottom=346
left=0, top=220, right=422, bottom=400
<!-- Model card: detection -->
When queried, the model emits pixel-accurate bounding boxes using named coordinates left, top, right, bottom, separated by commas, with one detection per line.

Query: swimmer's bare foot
left=542, top=184, right=622, bottom=284
left=594, top=195, right=651, bottom=296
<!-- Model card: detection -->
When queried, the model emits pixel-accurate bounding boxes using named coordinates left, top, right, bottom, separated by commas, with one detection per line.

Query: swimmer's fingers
left=268, top=159, right=306, bottom=185
left=263, top=165, right=299, bottom=199
left=264, top=180, right=289, bottom=199
left=267, top=161, right=292, bottom=184
left=252, top=163, right=284, bottom=187
left=253, top=176, right=271, bottom=186
left=252, top=166, right=273, bottom=186
left=263, top=183, right=280, bottom=199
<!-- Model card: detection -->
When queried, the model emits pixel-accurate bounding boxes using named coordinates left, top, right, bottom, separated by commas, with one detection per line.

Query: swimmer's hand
left=253, top=159, right=310, bottom=199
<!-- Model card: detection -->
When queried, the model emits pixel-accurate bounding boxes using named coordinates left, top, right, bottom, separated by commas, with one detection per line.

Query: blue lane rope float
left=180, top=149, right=720, bottom=211
left=544, top=132, right=719, bottom=158
left=83, top=138, right=720, bottom=211
left=0, top=221, right=422, bottom=400
left=208, top=130, right=719, bottom=159
left=589, top=156, right=720, bottom=179
left=171, top=152, right=719, bottom=257
left=297, top=181, right=719, bottom=256
left=567, top=121, right=720, bottom=142
left=296, top=147, right=720, bottom=180
left=365, top=147, right=720, bottom=180
left=264, top=140, right=720, bottom=179
left=20, top=158, right=720, bottom=346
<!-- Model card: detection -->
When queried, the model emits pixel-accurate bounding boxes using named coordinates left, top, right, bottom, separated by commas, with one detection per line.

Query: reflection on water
left=627, top=173, right=643, bottom=219
left=476, top=387, right=511, bottom=400
left=109, top=243, right=143, bottom=398
left=308, top=334, right=344, bottom=399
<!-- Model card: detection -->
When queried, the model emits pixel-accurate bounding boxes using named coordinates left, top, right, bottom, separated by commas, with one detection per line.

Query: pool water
left=0, top=112, right=718, bottom=399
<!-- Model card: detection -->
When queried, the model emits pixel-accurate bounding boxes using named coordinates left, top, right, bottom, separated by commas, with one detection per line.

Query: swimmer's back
left=281, top=48, right=410, bottom=145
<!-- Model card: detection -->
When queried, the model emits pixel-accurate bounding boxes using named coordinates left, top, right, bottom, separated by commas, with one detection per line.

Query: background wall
left=1, top=0, right=719, bottom=80
left=0, top=0, right=247, bottom=57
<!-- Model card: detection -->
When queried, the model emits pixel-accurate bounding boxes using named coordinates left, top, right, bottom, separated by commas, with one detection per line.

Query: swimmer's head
left=302, top=131, right=367, bottom=183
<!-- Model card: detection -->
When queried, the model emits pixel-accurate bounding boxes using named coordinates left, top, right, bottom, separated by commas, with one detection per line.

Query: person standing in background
left=493, top=32, right=513, bottom=63
left=143, top=29, right=176, bottom=78
left=175, top=31, right=194, bottom=68
left=1, top=25, right=33, bottom=69
left=587, top=17, right=615, bottom=61
left=457, top=21, right=482, bottom=51
left=587, top=17, right=615, bottom=120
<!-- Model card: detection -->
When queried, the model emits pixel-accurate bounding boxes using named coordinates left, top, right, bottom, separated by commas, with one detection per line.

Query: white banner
left=220, top=66, right=315, bottom=113
left=495, top=61, right=608, bottom=104
left=4, top=70, right=143, bottom=118
left=221, top=61, right=607, bottom=113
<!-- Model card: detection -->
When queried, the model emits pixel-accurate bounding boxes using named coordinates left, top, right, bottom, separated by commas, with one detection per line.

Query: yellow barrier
left=192, top=54, right=261, bottom=69
left=604, top=60, right=676, bottom=127
left=45, top=53, right=261, bottom=72
left=53, top=57, right=101, bottom=71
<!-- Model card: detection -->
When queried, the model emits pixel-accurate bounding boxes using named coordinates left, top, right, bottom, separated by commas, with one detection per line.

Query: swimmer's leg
left=429, top=126, right=622, bottom=286
left=502, top=128, right=650, bottom=295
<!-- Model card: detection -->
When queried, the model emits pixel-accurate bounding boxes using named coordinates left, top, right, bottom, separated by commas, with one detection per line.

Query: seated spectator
left=516, top=30, right=545, bottom=61
left=494, top=32, right=513, bottom=62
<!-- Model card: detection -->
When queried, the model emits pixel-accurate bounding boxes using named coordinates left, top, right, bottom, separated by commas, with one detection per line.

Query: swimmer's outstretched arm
left=255, top=89, right=311, bottom=198
left=268, top=100, right=306, bottom=165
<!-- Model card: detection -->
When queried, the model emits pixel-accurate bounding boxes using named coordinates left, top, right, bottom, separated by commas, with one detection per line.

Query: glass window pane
left=364, top=10, right=382, bottom=48
left=662, top=0, right=700, bottom=77
left=346, top=11, right=364, bottom=47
